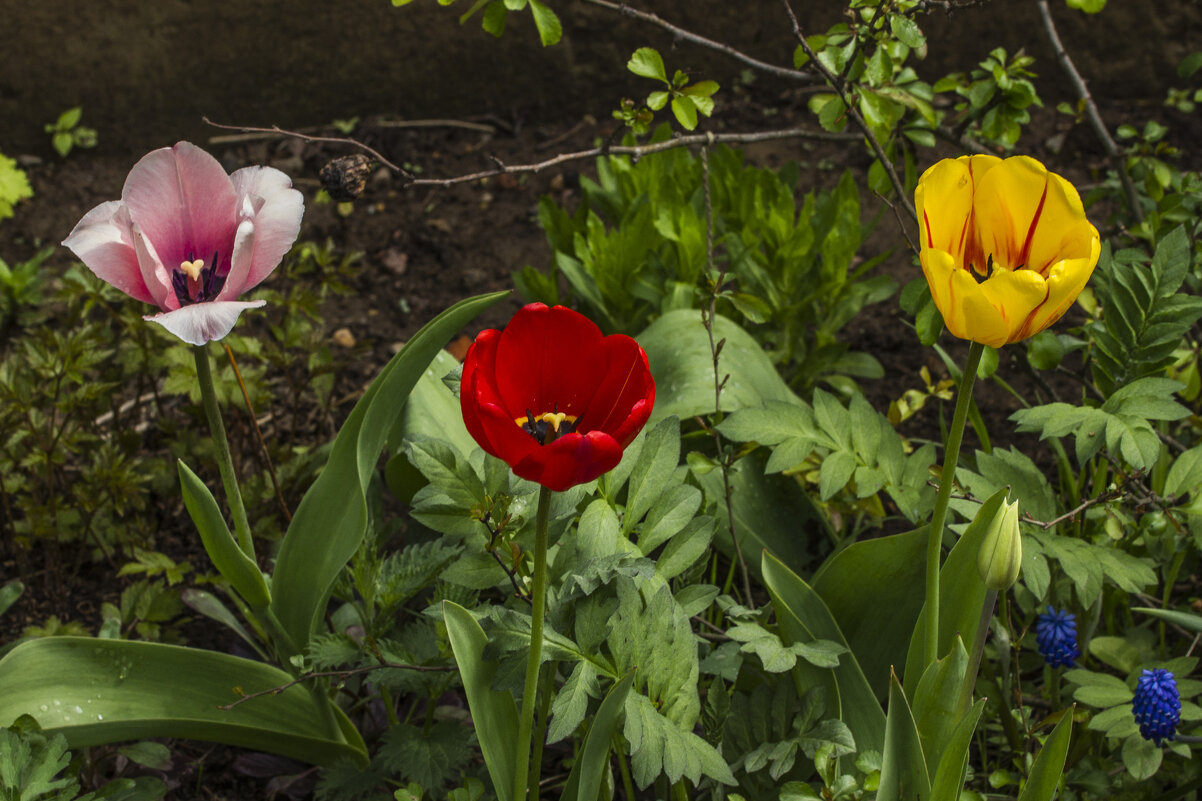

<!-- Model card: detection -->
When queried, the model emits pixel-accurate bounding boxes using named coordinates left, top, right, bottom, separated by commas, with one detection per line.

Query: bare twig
left=780, top=0, right=918, bottom=222
left=876, top=190, right=920, bottom=257
left=218, top=661, right=456, bottom=710
left=207, top=117, right=856, bottom=189
left=698, top=143, right=756, bottom=608
left=224, top=345, right=291, bottom=523
left=374, top=118, right=497, bottom=134
left=203, top=117, right=413, bottom=179
left=582, top=0, right=818, bottom=84
left=1034, top=0, right=1142, bottom=221
left=490, top=547, right=533, bottom=605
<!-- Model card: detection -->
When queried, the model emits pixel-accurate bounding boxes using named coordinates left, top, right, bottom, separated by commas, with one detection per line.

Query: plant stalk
left=514, top=485, right=552, bottom=801
left=924, top=340, right=985, bottom=668
left=193, top=344, right=254, bottom=558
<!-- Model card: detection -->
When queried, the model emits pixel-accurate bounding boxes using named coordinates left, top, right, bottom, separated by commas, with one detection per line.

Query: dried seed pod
left=319, top=154, right=374, bottom=201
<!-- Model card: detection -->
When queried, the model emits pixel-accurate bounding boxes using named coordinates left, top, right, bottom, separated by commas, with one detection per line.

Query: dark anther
left=520, top=405, right=579, bottom=445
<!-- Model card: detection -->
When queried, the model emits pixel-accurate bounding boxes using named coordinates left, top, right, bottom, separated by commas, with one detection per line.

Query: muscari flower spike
left=1133, top=668, right=1181, bottom=745
left=1035, top=607, right=1080, bottom=669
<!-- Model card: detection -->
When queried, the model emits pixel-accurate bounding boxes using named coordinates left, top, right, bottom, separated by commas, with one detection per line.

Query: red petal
left=494, top=304, right=604, bottom=417
left=578, top=335, right=655, bottom=443
left=512, top=430, right=624, bottom=491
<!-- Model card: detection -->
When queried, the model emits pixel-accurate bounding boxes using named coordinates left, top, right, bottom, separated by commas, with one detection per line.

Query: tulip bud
left=976, top=496, right=1022, bottom=590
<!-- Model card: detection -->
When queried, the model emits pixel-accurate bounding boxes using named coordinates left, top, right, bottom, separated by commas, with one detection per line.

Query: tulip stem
left=515, top=485, right=552, bottom=801
left=193, top=345, right=255, bottom=559
left=924, top=340, right=984, bottom=669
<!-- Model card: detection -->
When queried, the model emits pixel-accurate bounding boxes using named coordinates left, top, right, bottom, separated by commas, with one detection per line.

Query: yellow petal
left=923, top=248, right=1008, bottom=346
left=916, top=159, right=974, bottom=258
left=979, top=267, right=1049, bottom=344
left=973, top=156, right=1052, bottom=271
left=1015, top=236, right=1101, bottom=339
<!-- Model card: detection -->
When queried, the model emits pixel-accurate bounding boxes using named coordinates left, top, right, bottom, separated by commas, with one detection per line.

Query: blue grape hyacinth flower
left=1035, top=607, right=1080, bottom=668
left=1133, top=668, right=1181, bottom=745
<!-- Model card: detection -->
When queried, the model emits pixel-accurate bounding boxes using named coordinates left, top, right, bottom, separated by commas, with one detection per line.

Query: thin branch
left=779, top=0, right=917, bottom=222
left=581, top=0, right=818, bottom=84
left=224, top=344, right=291, bottom=523
left=203, top=117, right=412, bottom=179
left=1034, top=0, right=1142, bottom=221
left=218, top=662, right=456, bottom=710
left=206, top=118, right=857, bottom=189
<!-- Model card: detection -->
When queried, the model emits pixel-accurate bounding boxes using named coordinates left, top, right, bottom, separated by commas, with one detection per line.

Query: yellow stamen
left=180, top=258, right=205, bottom=281
left=540, top=411, right=568, bottom=432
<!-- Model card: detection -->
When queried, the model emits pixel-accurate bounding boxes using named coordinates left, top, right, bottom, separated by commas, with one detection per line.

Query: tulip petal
left=122, top=142, right=239, bottom=270
left=131, top=223, right=176, bottom=310
left=229, top=165, right=305, bottom=291
left=922, top=249, right=1008, bottom=347
left=62, top=201, right=156, bottom=305
left=494, top=304, right=605, bottom=417
left=979, top=267, right=1049, bottom=344
left=579, top=335, right=656, bottom=444
left=1016, top=240, right=1100, bottom=340
left=472, top=400, right=542, bottom=466
left=216, top=219, right=256, bottom=302
left=144, top=300, right=266, bottom=346
left=513, top=430, right=623, bottom=491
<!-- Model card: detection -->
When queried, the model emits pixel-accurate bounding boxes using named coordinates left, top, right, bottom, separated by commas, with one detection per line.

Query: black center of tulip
left=518, top=407, right=580, bottom=445
left=172, top=250, right=226, bottom=305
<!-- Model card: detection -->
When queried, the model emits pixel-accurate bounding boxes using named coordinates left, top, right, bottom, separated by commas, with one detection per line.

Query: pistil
left=172, top=251, right=226, bottom=305
left=516, top=408, right=579, bottom=445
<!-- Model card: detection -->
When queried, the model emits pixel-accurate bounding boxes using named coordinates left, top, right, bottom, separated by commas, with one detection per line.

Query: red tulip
left=460, top=304, right=655, bottom=491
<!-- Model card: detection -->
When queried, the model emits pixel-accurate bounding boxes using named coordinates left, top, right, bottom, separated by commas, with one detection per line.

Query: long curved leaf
left=1017, top=709, right=1073, bottom=801
left=444, top=601, right=519, bottom=801
left=929, top=698, right=985, bottom=801
left=178, top=460, right=269, bottom=609
left=561, top=671, right=636, bottom=801
left=812, top=526, right=927, bottom=699
left=0, top=637, right=365, bottom=766
left=271, top=291, right=508, bottom=651
left=877, top=670, right=931, bottom=801
left=762, top=551, right=885, bottom=753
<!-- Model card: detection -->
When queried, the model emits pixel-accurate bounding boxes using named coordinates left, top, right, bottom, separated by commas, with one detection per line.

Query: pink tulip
left=63, top=141, right=304, bottom=345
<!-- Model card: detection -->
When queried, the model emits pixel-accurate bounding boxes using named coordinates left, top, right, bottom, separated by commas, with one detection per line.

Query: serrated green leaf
left=628, top=47, right=667, bottom=82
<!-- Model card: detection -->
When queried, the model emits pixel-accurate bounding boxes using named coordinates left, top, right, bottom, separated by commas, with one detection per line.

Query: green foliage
left=0, top=152, right=33, bottom=222
left=44, top=108, right=97, bottom=159
left=933, top=48, right=1042, bottom=149
left=518, top=138, right=894, bottom=391
left=0, top=248, right=52, bottom=332
left=393, top=0, right=561, bottom=46
left=621, top=47, right=720, bottom=132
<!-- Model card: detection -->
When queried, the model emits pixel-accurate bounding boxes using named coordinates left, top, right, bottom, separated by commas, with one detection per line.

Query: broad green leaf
left=813, top=527, right=926, bottom=699
left=443, top=601, right=519, bottom=801
left=671, top=96, right=699, bottom=130
left=0, top=638, right=365, bottom=765
left=654, top=515, right=715, bottom=580
left=561, top=672, right=635, bottom=801
left=695, top=451, right=823, bottom=581
left=877, top=671, right=931, bottom=801
left=177, top=460, right=269, bottom=609
left=763, top=552, right=886, bottom=753
left=1018, top=710, right=1073, bottom=801
left=1121, top=733, right=1161, bottom=781
left=637, top=310, right=801, bottom=423
left=628, top=47, right=667, bottom=82
left=527, top=0, right=561, bottom=46
left=271, top=291, right=507, bottom=653
left=547, top=661, right=599, bottom=744
left=929, top=699, right=985, bottom=801
left=624, top=416, right=681, bottom=536
left=912, top=638, right=968, bottom=779
left=904, top=489, right=1004, bottom=697
left=1133, top=606, right=1202, bottom=634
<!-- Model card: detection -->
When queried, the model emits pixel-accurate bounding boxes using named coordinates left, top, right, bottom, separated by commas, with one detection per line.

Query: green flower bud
left=976, top=496, right=1022, bottom=591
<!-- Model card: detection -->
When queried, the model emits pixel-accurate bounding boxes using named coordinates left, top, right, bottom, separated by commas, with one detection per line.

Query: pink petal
left=229, top=165, right=304, bottom=291
left=131, top=223, right=175, bottom=309
left=122, top=142, right=238, bottom=271
left=144, top=300, right=267, bottom=346
left=216, top=219, right=256, bottom=301
left=62, top=201, right=156, bottom=305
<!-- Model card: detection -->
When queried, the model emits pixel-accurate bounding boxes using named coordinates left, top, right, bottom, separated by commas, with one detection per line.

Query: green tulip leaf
left=561, top=671, right=636, bottom=801
left=177, top=460, right=269, bottom=610
left=911, top=637, right=968, bottom=779
left=271, top=291, right=509, bottom=653
left=0, top=637, right=365, bottom=766
left=812, top=526, right=927, bottom=699
left=903, top=488, right=1006, bottom=696
left=762, top=551, right=885, bottom=753
left=877, top=670, right=931, bottom=801
left=929, top=698, right=985, bottom=801
left=1017, top=709, right=1073, bottom=801
left=443, top=601, right=519, bottom=801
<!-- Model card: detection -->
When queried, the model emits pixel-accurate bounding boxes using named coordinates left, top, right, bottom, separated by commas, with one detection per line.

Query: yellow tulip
left=916, top=155, right=1100, bottom=347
